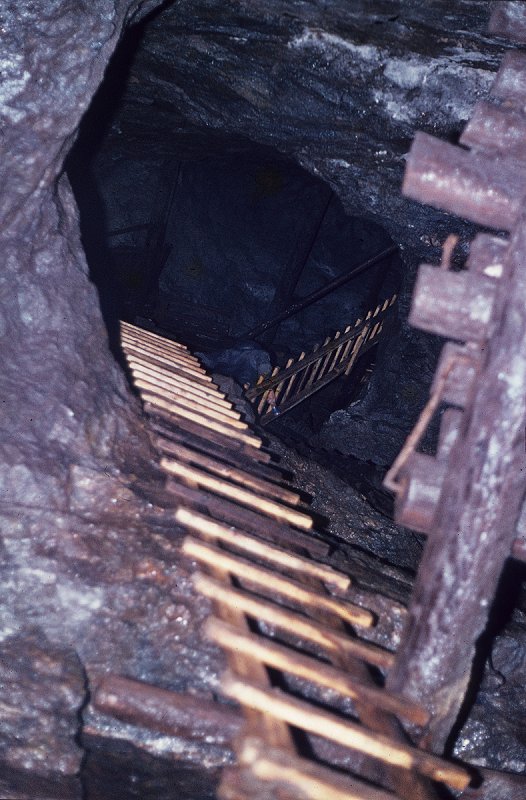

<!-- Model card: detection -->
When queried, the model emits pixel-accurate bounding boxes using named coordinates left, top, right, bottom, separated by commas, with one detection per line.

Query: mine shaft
left=2, top=2, right=526, bottom=800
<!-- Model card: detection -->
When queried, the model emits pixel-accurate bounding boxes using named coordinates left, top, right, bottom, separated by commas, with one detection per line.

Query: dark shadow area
left=65, top=14, right=158, bottom=356
left=66, top=12, right=399, bottom=386
left=80, top=736, right=219, bottom=800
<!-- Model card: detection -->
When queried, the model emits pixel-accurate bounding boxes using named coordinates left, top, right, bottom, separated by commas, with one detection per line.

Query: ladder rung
left=221, top=677, right=471, bottom=791
left=183, top=537, right=373, bottom=627
left=205, top=618, right=428, bottom=726
left=239, top=738, right=397, bottom=800
left=176, top=508, right=349, bottom=591
left=194, top=574, right=391, bottom=667
left=165, top=461, right=312, bottom=529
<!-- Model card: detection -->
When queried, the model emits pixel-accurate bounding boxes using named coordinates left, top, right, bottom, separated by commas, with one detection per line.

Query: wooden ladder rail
left=246, top=294, right=397, bottom=424
left=120, top=320, right=472, bottom=800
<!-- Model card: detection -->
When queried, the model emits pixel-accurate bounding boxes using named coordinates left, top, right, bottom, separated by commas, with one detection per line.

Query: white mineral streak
left=48, top=417, right=77, bottom=446
left=288, top=28, right=380, bottom=63
left=0, top=55, right=30, bottom=123
left=483, top=263, right=503, bottom=278
left=56, top=581, right=104, bottom=617
left=382, top=97, right=416, bottom=123
left=17, top=285, right=50, bottom=328
left=468, top=292, right=493, bottom=324
left=419, top=169, right=439, bottom=185
left=498, top=353, right=526, bottom=402
left=327, top=158, right=351, bottom=169
left=18, top=567, right=57, bottom=585
left=384, top=58, right=428, bottom=89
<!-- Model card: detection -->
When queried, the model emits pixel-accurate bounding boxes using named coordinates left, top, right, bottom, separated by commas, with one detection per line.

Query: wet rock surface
left=454, top=608, right=526, bottom=772
left=0, top=501, right=226, bottom=740
left=81, top=737, right=221, bottom=800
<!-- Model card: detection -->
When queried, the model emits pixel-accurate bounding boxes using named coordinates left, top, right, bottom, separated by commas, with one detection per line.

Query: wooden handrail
left=246, top=293, right=397, bottom=424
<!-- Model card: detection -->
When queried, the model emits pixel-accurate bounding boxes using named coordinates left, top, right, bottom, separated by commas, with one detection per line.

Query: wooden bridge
left=246, top=294, right=397, bottom=425
left=120, top=319, right=471, bottom=800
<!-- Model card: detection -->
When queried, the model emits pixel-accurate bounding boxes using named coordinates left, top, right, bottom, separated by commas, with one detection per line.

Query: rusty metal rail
left=120, top=319, right=471, bottom=800
left=245, top=294, right=397, bottom=424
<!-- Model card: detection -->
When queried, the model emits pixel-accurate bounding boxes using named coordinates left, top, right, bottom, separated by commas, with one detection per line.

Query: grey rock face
left=0, top=1, right=163, bottom=512
left=111, top=0, right=506, bottom=258
left=0, top=628, right=85, bottom=777
left=0, top=0, right=228, bottom=782
left=3, top=0, right=524, bottom=790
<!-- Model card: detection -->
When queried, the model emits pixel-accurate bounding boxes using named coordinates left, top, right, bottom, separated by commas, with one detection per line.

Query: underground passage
left=2, top=2, right=526, bottom=799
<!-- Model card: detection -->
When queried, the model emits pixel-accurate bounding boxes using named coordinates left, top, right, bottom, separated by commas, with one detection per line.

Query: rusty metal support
left=244, top=245, right=397, bottom=341
left=259, top=187, right=333, bottom=347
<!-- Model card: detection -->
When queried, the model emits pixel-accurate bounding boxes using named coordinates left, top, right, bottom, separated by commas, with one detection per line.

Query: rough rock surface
left=0, top=628, right=86, bottom=776
left=455, top=609, right=526, bottom=772
left=0, top=0, right=226, bottom=783
left=1, top=1, right=162, bottom=514
left=0, top=498, right=229, bottom=770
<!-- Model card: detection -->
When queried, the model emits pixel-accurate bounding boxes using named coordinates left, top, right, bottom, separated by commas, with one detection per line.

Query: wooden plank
left=133, top=370, right=232, bottom=410
left=155, top=432, right=289, bottom=484
left=123, top=339, right=204, bottom=370
left=221, top=677, right=471, bottom=791
left=166, top=447, right=301, bottom=506
left=126, top=352, right=214, bottom=387
left=205, top=618, right=429, bottom=726
left=200, top=545, right=294, bottom=756
left=141, top=389, right=248, bottom=429
left=144, top=401, right=261, bottom=447
left=154, top=430, right=278, bottom=477
left=166, top=480, right=329, bottom=558
left=139, top=383, right=242, bottom=426
left=121, top=332, right=200, bottom=365
left=125, top=347, right=212, bottom=381
left=239, top=739, right=397, bottom=800
left=277, top=505, right=439, bottom=800
left=164, top=461, right=312, bottom=529
left=129, top=361, right=228, bottom=401
left=194, top=574, right=391, bottom=666
left=121, top=325, right=195, bottom=355
left=120, top=321, right=189, bottom=351
left=176, top=509, right=348, bottom=591
left=151, top=414, right=272, bottom=465
left=134, top=375, right=238, bottom=416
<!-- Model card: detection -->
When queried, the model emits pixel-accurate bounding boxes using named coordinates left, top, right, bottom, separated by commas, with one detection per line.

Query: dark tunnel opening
left=67, top=53, right=400, bottom=439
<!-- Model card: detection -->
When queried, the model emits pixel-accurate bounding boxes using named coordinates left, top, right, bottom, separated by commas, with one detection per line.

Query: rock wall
left=0, top=0, right=225, bottom=780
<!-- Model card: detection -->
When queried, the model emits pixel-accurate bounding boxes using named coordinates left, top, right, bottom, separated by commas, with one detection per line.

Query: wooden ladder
left=120, top=320, right=471, bottom=800
left=245, top=294, right=397, bottom=424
